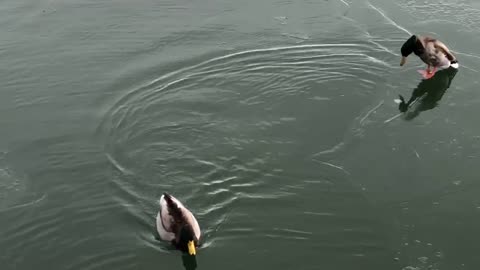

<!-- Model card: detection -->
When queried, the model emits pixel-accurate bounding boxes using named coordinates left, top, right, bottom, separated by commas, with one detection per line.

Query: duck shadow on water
left=397, top=66, right=459, bottom=121
left=181, top=253, right=198, bottom=270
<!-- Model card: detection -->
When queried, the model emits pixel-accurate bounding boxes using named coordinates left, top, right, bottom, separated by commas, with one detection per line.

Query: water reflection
left=181, top=253, right=197, bottom=270
left=397, top=66, right=458, bottom=120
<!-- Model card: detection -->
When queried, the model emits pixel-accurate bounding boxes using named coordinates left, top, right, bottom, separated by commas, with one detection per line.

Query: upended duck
left=400, top=34, right=458, bottom=78
left=156, top=192, right=201, bottom=255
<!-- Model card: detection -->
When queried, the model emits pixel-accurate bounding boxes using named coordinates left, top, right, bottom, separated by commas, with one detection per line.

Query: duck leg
left=418, top=65, right=436, bottom=79
left=426, top=64, right=432, bottom=74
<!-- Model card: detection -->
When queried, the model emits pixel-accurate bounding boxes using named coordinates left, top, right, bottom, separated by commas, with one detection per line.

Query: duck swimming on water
left=156, top=192, right=201, bottom=256
left=400, top=34, right=458, bottom=78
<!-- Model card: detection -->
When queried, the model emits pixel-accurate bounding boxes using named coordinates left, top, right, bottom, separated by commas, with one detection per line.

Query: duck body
left=400, top=34, right=457, bottom=72
left=156, top=192, right=201, bottom=255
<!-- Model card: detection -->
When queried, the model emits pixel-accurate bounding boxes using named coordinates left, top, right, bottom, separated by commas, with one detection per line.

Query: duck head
left=177, top=224, right=198, bottom=256
left=400, top=35, right=425, bottom=66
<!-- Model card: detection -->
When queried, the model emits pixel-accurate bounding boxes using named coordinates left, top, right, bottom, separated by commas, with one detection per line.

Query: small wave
left=106, top=153, right=133, bottom=175
left=65, top=248, right=136, bottom=270
left=0, top=194, right=46, bottom=213
left=395, top=0, right=480, bottom=32
left=367, top=1, right=412, bottom=36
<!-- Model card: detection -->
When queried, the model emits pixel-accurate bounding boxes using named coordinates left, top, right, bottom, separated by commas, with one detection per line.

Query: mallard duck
left=400, top=34, right=458, bottom=75
left=156, top=192, right=201, bottom=255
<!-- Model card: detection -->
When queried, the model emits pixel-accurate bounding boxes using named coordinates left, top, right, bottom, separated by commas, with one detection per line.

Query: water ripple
left=96, top=43, right=392, bottom=249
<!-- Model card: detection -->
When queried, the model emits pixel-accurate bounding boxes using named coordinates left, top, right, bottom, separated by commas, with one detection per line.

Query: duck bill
left=187, top=241, right=196, bottom=256
left=400, top=56, right=407, bottom=66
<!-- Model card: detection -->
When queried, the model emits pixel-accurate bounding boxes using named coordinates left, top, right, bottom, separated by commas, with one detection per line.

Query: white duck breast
left=156, top=194, right=201, bottom=242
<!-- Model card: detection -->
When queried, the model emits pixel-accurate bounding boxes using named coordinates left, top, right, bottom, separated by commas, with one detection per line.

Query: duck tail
left=163, top=192, right=184, bottom=223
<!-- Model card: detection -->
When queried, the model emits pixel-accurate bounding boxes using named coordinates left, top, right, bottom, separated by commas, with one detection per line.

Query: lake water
left=1, top=0, right=480, bottom=269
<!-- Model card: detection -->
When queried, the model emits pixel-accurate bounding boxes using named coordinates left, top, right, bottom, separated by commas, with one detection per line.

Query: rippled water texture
left=1, top=0, right=480, bottom=269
